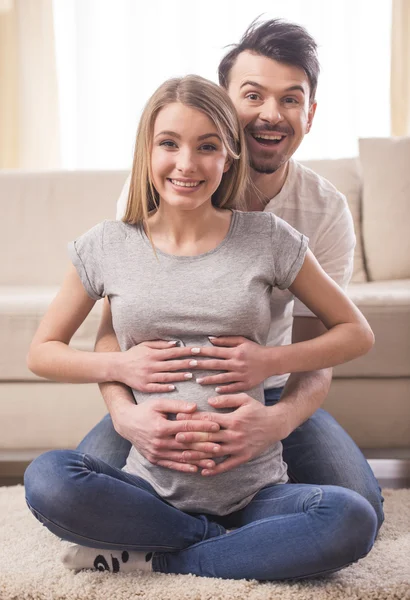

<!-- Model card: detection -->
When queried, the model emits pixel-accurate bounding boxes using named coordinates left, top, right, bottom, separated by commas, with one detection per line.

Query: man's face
left=227, top=51, right=316, bottom=175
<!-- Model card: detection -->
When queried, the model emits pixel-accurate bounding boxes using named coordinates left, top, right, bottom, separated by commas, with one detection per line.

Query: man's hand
left=113, top=399, right=224, bottom=473
left=115, top=340, right=202, bottom=392
left=191, top=336, right=276, bottom=393
left=175, top=393, right=291, bottom=476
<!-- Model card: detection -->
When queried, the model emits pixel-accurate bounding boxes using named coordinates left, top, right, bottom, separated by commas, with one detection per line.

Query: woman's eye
left=200, top=144, right=217, bottom=152
left=159, top=140, right=177, bottom=148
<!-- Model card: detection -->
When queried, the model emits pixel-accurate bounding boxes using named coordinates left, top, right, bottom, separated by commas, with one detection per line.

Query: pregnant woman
left=24, top=75, right=377, bottom=581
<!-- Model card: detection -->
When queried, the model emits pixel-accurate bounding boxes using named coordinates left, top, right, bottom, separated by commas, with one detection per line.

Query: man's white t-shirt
left=116, top=158, right=355, bottom=389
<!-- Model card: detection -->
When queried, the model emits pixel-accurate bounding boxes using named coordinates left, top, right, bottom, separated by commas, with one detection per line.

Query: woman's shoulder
left=233, top=210, right=274, bottom=233
left=95, top=219, right=139, bottom=246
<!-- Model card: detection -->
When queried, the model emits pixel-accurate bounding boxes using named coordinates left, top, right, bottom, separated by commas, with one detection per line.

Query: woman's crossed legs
left=24, top=449, right=377, bottom=580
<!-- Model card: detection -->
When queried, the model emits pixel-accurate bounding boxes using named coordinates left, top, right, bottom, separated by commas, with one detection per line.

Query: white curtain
left=391, top=0, right=410, bottom=136
left=53, top=0, right=392, bottom=170
left=0, top=0, right=60, bottom=169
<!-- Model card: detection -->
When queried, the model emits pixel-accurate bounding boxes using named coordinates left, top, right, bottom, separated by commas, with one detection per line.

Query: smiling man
left=76, top=19, right=384, bottom=531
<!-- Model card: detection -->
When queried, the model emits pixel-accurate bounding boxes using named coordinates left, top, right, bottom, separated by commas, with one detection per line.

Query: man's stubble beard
left=249, top=153, right=287, bottom=175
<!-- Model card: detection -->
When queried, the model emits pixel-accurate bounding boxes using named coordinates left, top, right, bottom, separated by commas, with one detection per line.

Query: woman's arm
left=273, top=248, right=374, bottom=374
left=27, top=264, right=121, bottom=382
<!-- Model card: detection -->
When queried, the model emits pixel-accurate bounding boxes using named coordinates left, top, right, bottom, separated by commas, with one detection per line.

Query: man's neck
left=246, top=162, right=290, bottom=212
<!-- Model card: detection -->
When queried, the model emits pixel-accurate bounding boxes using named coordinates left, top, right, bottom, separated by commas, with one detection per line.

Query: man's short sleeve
left=68, top=222, right=106, bottom=300
left=271, top=214, right=309, bottom=290
left=116, top=174, right=131, bottom=220
left=293, top=201, right=355, bottom=317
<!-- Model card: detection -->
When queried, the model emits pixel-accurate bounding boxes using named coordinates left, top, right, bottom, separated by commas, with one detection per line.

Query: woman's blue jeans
left=24, top=448, right=377, bottom=580
left=71, top=387, right=385, bottom=532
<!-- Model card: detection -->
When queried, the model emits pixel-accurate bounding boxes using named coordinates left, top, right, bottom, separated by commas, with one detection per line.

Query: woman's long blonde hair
left=123, top=75, right=248, bottom=226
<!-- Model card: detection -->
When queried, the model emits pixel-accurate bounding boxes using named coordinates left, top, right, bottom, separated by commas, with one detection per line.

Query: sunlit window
left=53, top=0, right=392, bottom=169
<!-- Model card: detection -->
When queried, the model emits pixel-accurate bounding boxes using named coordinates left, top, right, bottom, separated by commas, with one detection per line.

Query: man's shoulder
left=290, top=160, right=347, bottom=211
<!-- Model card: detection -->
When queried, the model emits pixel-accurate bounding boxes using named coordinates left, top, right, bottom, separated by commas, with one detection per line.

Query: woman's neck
left=146, top=202, right=232, bottom=256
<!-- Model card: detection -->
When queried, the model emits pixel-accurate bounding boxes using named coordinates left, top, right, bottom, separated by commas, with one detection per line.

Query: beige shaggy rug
left=0, top=485, right=409, bottom=600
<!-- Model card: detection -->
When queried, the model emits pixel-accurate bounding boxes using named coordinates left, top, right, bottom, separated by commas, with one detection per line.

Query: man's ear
left=306, top=101, right=317, bottom=134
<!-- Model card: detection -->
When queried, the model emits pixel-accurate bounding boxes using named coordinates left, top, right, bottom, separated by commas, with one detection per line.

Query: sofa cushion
left=302, top=158, right=367, bottom=283
left=0, top=286, right=103, bottom=381
left=2, top=280, right=409, bottom=382
left=359, top=137, right=410, bottom=281
left=324, top=378, right=410, bottom=449
left=334, top=279, right=410, bottom=377
left=0, top=382, right=106, bottom=451
left=1, top=170, right=128, bottom=286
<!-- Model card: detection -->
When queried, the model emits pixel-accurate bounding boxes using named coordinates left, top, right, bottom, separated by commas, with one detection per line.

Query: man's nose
left=176, top=149, right=197, bottom=173
left=259, top=98, right=283, bottom=124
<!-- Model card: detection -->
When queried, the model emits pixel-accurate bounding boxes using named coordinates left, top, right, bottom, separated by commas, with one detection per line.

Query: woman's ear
left=223, top=157, right=232, bottom=173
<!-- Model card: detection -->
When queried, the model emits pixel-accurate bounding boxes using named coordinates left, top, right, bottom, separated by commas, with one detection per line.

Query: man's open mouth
left=251, top=133, right=286, bottom=146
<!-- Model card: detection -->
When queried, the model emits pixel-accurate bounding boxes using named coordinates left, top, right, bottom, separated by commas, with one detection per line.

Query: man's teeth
left=171, top=180, right=200, bottom=187
left=254, top=134, right=283, bottom=140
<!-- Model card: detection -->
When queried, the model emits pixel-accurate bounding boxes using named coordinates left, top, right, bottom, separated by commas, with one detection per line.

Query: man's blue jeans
left=24, top=449, right=377, bottom=580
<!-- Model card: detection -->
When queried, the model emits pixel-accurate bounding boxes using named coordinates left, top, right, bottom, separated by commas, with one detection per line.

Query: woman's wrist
left=105, top=351, right=126, bottom=383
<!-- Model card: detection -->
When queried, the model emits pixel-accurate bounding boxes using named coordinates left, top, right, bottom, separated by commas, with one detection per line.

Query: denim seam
left=25, top=498, right=178, bottom=552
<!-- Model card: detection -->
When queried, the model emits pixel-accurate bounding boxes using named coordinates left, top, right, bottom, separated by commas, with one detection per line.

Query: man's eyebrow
left=154, top=131, right=221, bottom=141
left=240, top=81, right=306, bottom=95
left=240, top=80, right=266, bottom=91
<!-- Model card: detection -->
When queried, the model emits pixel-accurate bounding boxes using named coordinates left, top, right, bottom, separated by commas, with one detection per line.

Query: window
left=53, top=0, right=392, bottom=169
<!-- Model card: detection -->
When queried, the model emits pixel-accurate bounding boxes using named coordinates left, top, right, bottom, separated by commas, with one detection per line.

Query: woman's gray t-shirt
left=69, top=210, right=308, bottom=515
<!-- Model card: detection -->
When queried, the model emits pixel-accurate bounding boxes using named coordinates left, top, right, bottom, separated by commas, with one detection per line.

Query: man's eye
left=245, top=93, right=260, bottom=101
left=283, top=98, right=298, bottom=104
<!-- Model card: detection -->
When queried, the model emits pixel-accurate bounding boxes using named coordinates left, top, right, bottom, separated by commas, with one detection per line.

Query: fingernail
left=206, top=462, right=214, bottom=468
left=196, top=377, right=204, bottom=383
left=184, top=373, right=193, bottom=379
left=211, top=424, right=219, bottom=432
left=191, top=348, right=201, bottom=354
left=211, top=396, right=220, bottom=403
left=186, top=403, right=195, bottom=409
left=213, top=446, right=219, bottom=453
left=168, top=385, right=175, bottom=390
left=168, top=340, right=178, bottom=345
left=202, top=470, right=211, bottom=476
left=208, top=336, right=216, bottom=340
left=189, top=466, right=196, bottom=472
left=215, top=388, right=222, bottom=393
left=189, top=360, right=198, bottom=367
left=178, top=434, right=186, bottom=442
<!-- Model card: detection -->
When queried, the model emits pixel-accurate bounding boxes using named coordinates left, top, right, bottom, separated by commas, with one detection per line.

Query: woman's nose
left=176, top=150, right=197, bottom=173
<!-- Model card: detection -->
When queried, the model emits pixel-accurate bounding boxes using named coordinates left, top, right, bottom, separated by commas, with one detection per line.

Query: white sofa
left=1, top=137, right=409, bottom=471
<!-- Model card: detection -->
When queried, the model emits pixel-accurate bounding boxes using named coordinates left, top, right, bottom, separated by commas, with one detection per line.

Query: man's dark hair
left=218, top=18, right=320, bottom=103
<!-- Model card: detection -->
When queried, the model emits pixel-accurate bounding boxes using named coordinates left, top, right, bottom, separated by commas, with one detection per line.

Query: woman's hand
left=115, top=340, right=203, bottom=392
left=187, top=337, right=276, bottom=394
left=113, top=399, right=223, bottom=473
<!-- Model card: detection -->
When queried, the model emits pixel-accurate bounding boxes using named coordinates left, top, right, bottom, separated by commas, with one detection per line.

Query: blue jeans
left=24, top=449, right=377, bottom=580
left=74, top=388, right=384, bottom=532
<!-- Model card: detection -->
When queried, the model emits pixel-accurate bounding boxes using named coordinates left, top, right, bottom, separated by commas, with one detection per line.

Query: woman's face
left=151, top=102, right=230, bottom=212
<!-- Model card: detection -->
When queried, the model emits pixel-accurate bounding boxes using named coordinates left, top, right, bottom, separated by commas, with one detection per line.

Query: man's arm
left=94, top=298, right=136, bottom=424
left=273, top=316, right=333, bottom=434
